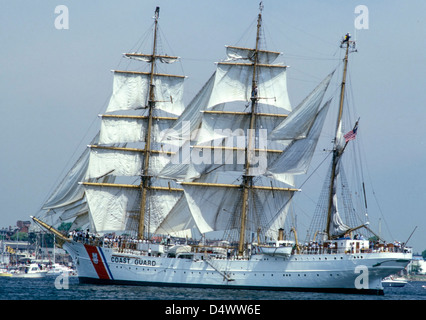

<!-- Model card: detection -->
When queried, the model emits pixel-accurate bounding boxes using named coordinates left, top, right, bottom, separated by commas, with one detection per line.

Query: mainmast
left=325, top=34, right=352, bottom=239
left=238, top=3, right=263, bottom=255
left=138, top=7, right=160, bottom=239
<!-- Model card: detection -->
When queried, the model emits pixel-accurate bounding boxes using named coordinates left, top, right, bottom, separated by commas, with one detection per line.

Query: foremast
left=80, top=6, right=187, bottom=238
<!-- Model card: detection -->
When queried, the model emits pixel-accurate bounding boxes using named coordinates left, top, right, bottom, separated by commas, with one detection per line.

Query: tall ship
left=33, top=5, right=412, bottom=294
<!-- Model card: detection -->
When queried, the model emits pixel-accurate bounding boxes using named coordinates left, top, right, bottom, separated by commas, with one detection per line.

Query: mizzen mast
left=325, top=33, right=354, bottom=239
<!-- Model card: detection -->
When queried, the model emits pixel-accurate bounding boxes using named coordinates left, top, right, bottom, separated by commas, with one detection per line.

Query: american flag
left=344, top=124, right=358, bottom=142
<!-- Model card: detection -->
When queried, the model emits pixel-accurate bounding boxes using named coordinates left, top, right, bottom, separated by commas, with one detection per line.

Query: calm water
left=0, top=276, right=425, bottom=301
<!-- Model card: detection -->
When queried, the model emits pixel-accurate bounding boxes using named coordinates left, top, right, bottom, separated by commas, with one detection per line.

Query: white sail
left=86, top=146, right=171, bottom=179
left=124, top=53, right=179, bottom=64
left=182, top=179, right=295, bottom=237
left=83, top=181, right=189, bottom=236
left=149, top=189, right=193, bottom=237
left=68, top=212, right=90, bottom=231
left=161, top=72, right=217, bottom=146
left=99, top=116, right=175, bottom=145
left=267, top=100, right=331, bottom=176
left=206, top=62, right=291, bottom=113
left=160, top=113, right=287, bottom=182
left=196, top=111, right=285, bottom=145
left=106, top=71, right=185, bottom=116
left=42, top=139, right=90, bottom=210
left=225, top=46, right=282, bottom=64
left=56, top=202, right=88, bottom=222
left=86, top=147, right=143, bottom=178
left=269, top=71, right=334, bottom=140
left=328, top=156, right=350, bottom=237
left=84, top=185, right=140, bottom=233
left=154, top=195, right=196, bottom=237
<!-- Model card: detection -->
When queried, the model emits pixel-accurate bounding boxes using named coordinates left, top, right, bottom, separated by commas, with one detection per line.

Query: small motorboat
left=10, top=263, right=47, bottom=278
left=382, top=276, right=407, bottom=287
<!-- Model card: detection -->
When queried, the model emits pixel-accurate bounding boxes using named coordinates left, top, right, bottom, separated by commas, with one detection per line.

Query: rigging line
left=233, top=17, right=258, bottom=48
left=129, top=22, right=155, bottom=53
left=264, top=152, right=332, bottom=231
left=285, top=54, right=341, bottom=61
left=359, top=143, right=395, bottom=240
left=270, top=24, right=336, bottom=58
left=248, top=190, right=260, bottom=237
left=280, top=20, right=337, bottom=48
left=181, top=57, right=216, bottom=62
left=261, top=21, right=276, bottom=54
left=117, top=23, right=153, bottom=71
left=158, top=26, right=186, bottom=76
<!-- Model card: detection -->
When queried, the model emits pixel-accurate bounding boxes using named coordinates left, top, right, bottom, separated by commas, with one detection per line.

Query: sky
left=1, top=1, right=425, bottom=253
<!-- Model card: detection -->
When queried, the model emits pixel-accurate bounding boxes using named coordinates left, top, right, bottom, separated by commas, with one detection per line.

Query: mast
left=238, top=3, right=263, bottom=255
left=325, top=34, right=350, bottom=239
left=138, top=6, right=160, bottom=239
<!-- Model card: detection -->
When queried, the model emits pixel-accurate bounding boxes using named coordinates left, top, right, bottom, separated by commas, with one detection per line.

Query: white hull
left=381, top=277, right=407, bottom=287
left=12, top=271, right=47, bottom=278
left=64, top=241, right=411, bottom=294
left=8, top=263, right=48, bottom=278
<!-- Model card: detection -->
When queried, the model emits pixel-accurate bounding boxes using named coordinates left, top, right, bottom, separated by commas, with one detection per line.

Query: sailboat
left=33, top=5, right=412, bottom=295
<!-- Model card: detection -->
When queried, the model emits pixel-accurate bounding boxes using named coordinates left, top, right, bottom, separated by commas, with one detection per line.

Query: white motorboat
left=381, top=276, right=408, bottom=287
left=10, top=263, right=47, bottom=278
